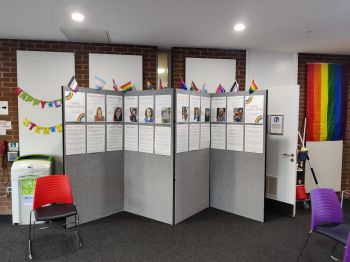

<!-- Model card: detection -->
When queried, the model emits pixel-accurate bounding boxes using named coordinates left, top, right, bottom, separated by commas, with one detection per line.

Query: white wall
left=185, top=58, right=236, bottom=93
left=17, top=51, right=75, bottom=173
left=89, top=53, right=143, bottom=90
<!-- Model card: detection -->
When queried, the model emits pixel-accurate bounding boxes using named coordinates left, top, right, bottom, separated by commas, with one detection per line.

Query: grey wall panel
left=65, top=152, right=124, bottom=225
left=124, top=151, right=173, bottom=224
left=175, top=149, right=210, bottom=224
left=210, top=150, right=265, bottom=222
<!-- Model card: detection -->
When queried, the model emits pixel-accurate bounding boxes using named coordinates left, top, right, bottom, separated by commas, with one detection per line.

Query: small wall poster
left=201, top=97, right=211, bottom=123
left=155, top=126, right=171, bottom=156
left=125, top=124, right=138, bottom=151
left=245, top=95, right=264, bottom=124
left=176, top=124, right=189, bottom=153
left=244, top=125, right=264, bottom=154
left=64, top=91, right=86, bottom=122
left=139, top=96, right=154, bottom=123
left=87, top=125, right=105, bottom=153
left=269, top=115, right=284, bottom=135
left=227, top=96, right=244, bottom=123
left=65, top=124, right=86, bottom=155
left=200, top=124, right=210, bottom=149
left=211, top=124, right=226, bottom=150
left=139, top=125, right=154, bottom=153
left=176, top=93, right=189, bottom=123
left=189, top=124, right=200, bottom=151
left=124, top=96, right=138, bottom=123
left=155, top=95, right=171, bottom=124
left=211, top=97, right=226, bottom=123
left=106, top=95, right=123, bottom=122
left=190, top=95, right=201, bottom=122
left=227, top=124, right=244, bottom=151
left=107, top=124, right=123, bottom=151
left=87, top=93, right=106, bottom=122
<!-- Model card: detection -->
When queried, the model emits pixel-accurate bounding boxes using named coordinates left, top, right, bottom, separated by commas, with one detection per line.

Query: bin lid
left=15, top=154, right=55, bottom=163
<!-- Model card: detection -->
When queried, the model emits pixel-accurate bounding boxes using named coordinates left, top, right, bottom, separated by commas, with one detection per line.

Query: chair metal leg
left=330, top=241, right=342, bottom=261
left=297, top=232, right=312, bottom=262
left=28, top=210, right=33, bottom=260
left=74, top=213, right=83, bottom=248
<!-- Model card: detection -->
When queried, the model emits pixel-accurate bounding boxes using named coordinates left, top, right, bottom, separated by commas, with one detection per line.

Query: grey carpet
left=1, top=202, right=350, bottom=262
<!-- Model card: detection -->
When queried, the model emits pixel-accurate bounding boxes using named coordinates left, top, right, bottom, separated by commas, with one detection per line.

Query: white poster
left=227, top=96, right=244, bottom=123
left=139, top=125, right=154, bottom=154
left=201, top=97, right=211, bottom=123
left=124, top=96, right=138, bottom=123
left=155, top=126, right=171, bottom=156
left=106, top=95, right=123, bottom=122
left=211, top=124, right=226, bottom=150
left=176, top=93, right=189, bottom=123
left=176, top=124, right=189, bottom=153
left=65, top=125, right=86, bottom=155
left=139, top=96, right=154, bottom=123
left=125, top=124, right=138, bottom=151
left=211, top=97, right=226, bottom=123
left=87, top=93, right=106, bottom=122
left=244, top=125, right=264, bottom=154
left=190, top=95, right=201, bottom=122
left=245, top=95, right=264, bottom=124
left=155, top=95, right=172, bottom=124
left=189, top=124, right=200, bottom=151
left=107, top=124, right=123, bottom=151
left=200, top=124, right=210, bottom=149
left=87, top=125, right=105, bottom=153
left=227, top=124, right=244, bottom=151
left=64, top=91, right=86, bottom=122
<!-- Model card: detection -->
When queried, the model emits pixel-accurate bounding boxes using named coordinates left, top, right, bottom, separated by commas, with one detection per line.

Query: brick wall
left=171, top=47, right=246, bottom=90
left=298, top=53, right=350, bottom=192
left=0, top=39, right=157, bottom=214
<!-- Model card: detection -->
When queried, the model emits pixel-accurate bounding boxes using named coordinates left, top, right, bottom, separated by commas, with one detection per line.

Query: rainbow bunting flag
left=190, top=81, right=199, bottom=91
left=146, top=80, right=153, bottom=90
left=306, top=63, right=344, bottom=141
left=112, top=78, right=118, bottom=91
left=249, top=79, right=258, bottom=94
left=120, top=81, right=133, bottom=93
left=159, top=78, right=164, bottom=89
left=178, top=77, right=188, bottom=90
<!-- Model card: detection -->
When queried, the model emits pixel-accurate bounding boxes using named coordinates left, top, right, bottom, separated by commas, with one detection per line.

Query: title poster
left=87, top=93, right=106, bottom=122
left=64, top=91, right=86, bottom=122
left=245, top=95, right=264, bottom=124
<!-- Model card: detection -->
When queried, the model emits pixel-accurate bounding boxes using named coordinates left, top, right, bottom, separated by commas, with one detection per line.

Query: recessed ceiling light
left=234, top=23, right=245, bottom=32
left=71, top=12, right=84, bottom=22
left=157, top=68, right=166, bottom=74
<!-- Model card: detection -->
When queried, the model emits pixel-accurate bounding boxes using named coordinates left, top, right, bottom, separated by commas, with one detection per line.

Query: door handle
left=283, top=153, right=294, bottom=157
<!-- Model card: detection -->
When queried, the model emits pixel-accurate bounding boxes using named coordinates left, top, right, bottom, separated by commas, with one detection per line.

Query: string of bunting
left=22, top=118, right=62, bottom=135
left=15, top=87, right=63, bottom=109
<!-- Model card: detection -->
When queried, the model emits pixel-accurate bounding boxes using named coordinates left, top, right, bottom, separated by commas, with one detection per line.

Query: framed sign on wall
left=269, top=115, right=284, bottom=135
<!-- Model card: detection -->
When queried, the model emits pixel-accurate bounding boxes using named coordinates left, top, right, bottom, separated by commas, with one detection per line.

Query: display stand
left=62, top=87, right=124, bottom=225
left=210, top=90, right=267, bottom=222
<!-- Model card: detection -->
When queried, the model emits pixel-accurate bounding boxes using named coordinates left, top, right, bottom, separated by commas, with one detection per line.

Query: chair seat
left=315, top=223, right=350, bottom=245
left=34, top=204, right=77, bottom=221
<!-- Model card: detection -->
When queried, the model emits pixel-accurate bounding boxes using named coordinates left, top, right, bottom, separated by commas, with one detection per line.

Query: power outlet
left=6, top=187, right=12, bottom=194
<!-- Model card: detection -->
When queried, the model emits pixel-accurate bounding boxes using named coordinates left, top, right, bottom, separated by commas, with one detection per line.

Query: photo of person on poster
left=94, top=107, right=105, bottom=121
left=144, top=107, right=154, bottom=123
left=113, top=107, right=123, bottom=122
left=129, top=108, right=138, bottom=122
left=216, top=108, right=226, bottom=122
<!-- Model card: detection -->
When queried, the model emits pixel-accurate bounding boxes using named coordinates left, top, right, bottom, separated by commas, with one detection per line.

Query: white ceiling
left=0, top=0, right=350, bottom=54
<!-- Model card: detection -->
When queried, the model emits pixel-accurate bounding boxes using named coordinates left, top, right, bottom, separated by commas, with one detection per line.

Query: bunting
left=22, top=118, right=62, bottom=135
left=15, top=87, right=63, bottom=109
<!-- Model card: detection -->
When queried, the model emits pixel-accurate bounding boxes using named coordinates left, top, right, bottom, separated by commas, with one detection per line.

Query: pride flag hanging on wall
left=306, top=63, right=345, bottom=141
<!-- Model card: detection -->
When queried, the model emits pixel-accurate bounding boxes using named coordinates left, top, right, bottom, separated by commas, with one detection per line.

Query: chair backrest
left=33, top=175, right=73, bottom=209
left=344, top=233, right=350, bottom=262
left=310, top=188, right=343, bottom=231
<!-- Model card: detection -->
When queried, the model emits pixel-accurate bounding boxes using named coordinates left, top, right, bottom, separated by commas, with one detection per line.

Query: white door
left=265, top=85, right=300, bottom=217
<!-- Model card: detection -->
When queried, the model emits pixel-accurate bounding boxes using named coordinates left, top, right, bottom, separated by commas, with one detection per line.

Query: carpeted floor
left=1, top=202, right=349, bottom=262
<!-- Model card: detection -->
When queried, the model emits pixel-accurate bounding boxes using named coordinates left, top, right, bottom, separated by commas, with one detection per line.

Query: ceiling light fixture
left=234, top=23, right=245, bottom=32
left=157, top=68, right=166, bottom=74
left=71, top=12, right=85, bottom=22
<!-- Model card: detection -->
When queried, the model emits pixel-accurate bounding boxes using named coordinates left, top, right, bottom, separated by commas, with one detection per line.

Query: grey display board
left=174, top=90, right=210, bottom=224
left=62, top=87, right=124, bottom=225
left=210, top=90, right=267, bottom=222
left=123, top=89, right=174, bottom=225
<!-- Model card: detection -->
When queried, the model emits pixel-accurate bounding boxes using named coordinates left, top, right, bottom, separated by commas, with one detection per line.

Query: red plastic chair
left=28, top=175, right=83, bottom=260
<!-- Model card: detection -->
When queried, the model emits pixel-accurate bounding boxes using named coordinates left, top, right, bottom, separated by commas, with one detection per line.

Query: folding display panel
left=62, top=87, right=124, bottom=225
left=210, top=90, right=267, bottom=222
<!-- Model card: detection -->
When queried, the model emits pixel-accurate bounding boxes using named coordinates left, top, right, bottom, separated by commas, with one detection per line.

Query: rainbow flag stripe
left=249, top=79, right=258, bottom=94
left=120, top=81, right=133, bottom=93
left=306, top=63, right=344, bottom=141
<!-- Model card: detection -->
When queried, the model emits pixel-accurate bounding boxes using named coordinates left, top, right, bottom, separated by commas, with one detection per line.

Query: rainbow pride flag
left=120, top=81, right=133, bottom=93
left=146, top=80, right=153, bottom=90
left=249, top=79, right=258, bottom=94
left=306, top=63, right=344, bottom=141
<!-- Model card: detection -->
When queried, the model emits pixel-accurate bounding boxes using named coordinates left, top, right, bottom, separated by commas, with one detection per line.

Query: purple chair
left=344, top=233, right=350, bottom=262
left=297, top=188, right=350, bottom=261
